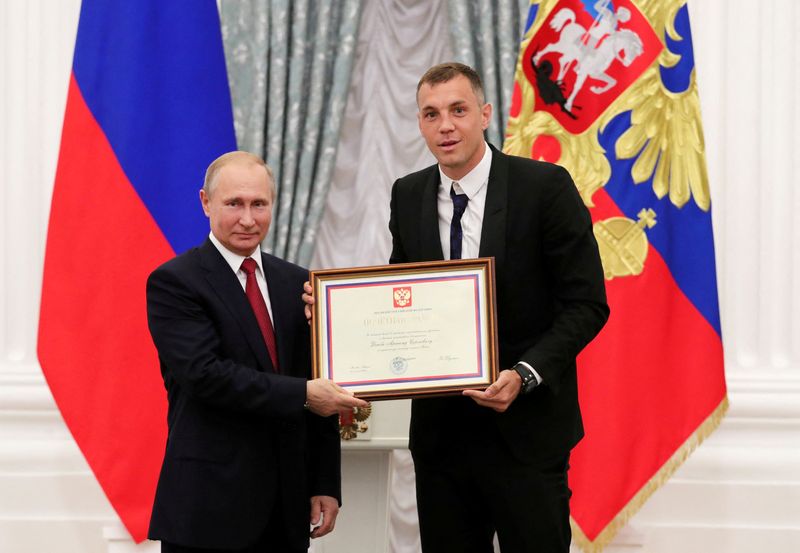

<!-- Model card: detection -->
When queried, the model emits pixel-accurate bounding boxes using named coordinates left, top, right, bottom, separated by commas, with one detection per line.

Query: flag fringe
left=570, top=395, right=729, bottom=552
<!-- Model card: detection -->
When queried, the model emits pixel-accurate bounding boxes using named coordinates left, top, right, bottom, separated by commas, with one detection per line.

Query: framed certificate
left=310, top=258, right=498, bottom=400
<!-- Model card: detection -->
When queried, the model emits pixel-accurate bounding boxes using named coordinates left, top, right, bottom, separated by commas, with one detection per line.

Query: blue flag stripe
left=72, top=0, right=237, bottom=254
left=660, top=5, right=695, bottom=94
left=599, top=112, right=722, bottom=336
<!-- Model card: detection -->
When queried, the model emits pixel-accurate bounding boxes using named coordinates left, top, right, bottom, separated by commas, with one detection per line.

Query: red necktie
left=240, top=257, right=279, bottom=372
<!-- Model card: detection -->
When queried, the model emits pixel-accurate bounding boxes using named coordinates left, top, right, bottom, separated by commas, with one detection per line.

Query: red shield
left=522, top=0, right=663, bottom=134
left=393, top=287, right=412, bottom=308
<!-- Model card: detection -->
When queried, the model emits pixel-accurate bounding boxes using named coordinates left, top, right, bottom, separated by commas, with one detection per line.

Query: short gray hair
left=203, top=151, right=275, bottom=199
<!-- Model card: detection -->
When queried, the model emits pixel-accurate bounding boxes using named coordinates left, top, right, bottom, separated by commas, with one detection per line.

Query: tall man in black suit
left=146, top=151, right=367, bottom=553
left=389, top=63, right=609, bottom=552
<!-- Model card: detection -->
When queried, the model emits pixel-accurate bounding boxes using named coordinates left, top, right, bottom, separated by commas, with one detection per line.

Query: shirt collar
left=208, top=232, right=265, bottom=276
left=438, top=141, right=492, bottom=198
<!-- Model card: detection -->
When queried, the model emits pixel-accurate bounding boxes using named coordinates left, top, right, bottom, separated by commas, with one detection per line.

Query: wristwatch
left=512, top=363, right=538, bottom=394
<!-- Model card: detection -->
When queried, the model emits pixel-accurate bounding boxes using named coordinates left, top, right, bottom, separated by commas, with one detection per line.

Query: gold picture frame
left=310, top=258, right=499, bottom=400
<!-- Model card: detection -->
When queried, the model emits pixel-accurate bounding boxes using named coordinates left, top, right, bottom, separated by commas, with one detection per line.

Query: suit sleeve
left=146, top=266, right=307, bottom=418
left=288, top=308, right=342, bottom=503
left=306, top=411, right=342, bottom=502
left=519, top=166, right=609, bottom=393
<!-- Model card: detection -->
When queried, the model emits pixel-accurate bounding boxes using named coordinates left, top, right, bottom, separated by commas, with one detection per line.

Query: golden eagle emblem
left=505, top=0, right=710, bottom=281
left=339, top=404, right=372, bottom=441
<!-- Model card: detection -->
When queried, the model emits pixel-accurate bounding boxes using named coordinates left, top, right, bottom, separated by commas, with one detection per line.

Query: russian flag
left=506, top=2, right=727, bottom=549
left=569, top=4, right=728, bottom=548
left=37, top=0, right=236, bottom=541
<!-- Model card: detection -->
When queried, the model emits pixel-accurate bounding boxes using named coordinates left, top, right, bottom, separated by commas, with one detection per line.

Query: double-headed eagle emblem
left=393, top=287, right=412, bottom=308
left=505, top=0, right=710, bottom=280
left=339, top=405, right=372, bottom=440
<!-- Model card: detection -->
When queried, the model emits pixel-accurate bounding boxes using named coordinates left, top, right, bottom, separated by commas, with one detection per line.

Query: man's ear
left=199, top=189, right=211, bottom=217
left=481, top=102, right=493, bottom=131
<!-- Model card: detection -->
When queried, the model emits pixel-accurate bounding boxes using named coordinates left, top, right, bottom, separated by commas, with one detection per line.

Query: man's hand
left=306, top=379, right=368, bottom=417
left=310, top=495, right=339, bottom=538
left=462, top=369, right=522, bottom=412
left=302, top=281, right=315, bottom=322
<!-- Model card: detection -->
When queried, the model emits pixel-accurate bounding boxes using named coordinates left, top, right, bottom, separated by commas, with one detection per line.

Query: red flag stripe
left=38, top=75, right=173, bottom=541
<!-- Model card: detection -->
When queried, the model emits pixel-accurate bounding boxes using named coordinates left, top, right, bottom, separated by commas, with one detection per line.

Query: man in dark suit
left=146, top=151, right=367, bottom=553
left=389, top=63, right=609, bottom=552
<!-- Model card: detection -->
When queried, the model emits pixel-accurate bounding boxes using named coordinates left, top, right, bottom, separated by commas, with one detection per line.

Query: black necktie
left=450, top=184, right=469, bottom=260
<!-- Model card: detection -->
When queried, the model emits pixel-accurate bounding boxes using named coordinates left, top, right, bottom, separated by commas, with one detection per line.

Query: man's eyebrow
left=420, top=99, right=468, bottom=111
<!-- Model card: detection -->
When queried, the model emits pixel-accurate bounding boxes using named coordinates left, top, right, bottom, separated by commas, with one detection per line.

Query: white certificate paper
left=311, top=259, right=498, bottom=399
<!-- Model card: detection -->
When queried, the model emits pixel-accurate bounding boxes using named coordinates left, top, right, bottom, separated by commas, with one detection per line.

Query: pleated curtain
left=220, top=0, right=363, bottom=265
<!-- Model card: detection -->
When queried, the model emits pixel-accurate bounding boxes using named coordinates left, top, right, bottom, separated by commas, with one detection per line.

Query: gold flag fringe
left=571, top=395, right=729, bottom=552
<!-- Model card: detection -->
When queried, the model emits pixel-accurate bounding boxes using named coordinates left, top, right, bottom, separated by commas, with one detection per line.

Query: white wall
left=0, top=0, right=116, bottom=551
left=624, top=1, right=800, bottom=550
left=1, top=1, right=798, bottom=552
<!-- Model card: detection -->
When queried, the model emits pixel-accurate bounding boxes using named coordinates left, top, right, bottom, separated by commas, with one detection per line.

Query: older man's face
left=200, top=162, right=273, bottom=256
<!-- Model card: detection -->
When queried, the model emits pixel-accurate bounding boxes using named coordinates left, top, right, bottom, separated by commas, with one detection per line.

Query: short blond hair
left=203, top=151, right=276, bottom=199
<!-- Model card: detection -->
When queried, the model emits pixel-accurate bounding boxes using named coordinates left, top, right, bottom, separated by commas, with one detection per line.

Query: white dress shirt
left=437, top=143, right=492, bottom=260
left=435, top=144, right=542, bottom=386
left=208, top=232, right=274, bottom=320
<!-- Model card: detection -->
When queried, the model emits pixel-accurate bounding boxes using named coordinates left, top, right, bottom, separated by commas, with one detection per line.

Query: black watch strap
left=512, top=363, right=538, bottom=393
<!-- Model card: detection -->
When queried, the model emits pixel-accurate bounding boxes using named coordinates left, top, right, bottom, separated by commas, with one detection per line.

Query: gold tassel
left=571, top=396, right=730, bottom=552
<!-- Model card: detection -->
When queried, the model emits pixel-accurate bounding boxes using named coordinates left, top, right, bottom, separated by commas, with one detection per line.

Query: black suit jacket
left=389, top=145, right=609, bottom=464
left=146, top=239, right=340, bottom=550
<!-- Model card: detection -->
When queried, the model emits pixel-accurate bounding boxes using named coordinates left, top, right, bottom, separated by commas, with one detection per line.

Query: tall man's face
left=200, top=162, right=274, bottom=256
left=417, top=74, right=492, bottom=181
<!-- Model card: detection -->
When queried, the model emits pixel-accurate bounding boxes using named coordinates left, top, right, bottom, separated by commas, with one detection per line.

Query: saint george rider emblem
left=522, top=0, right=662, bottom=133
left=507, top=0, right=714, bottom=283
left=393, top=287, right=412, bottom=308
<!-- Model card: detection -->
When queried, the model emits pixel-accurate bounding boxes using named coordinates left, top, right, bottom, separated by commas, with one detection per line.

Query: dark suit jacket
left=389, top=145, right=609, bottom=464
left=146, top=239, right=340, bottom=550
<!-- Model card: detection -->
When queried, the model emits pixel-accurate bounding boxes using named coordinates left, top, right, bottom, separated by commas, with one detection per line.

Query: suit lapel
left=199, top=240, right=273, bottom=372
left=420, top=168, right=445, bottom=261
left=478, top=146, right=508, bottom=269
left=261, top=253, right=292, bottom=374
